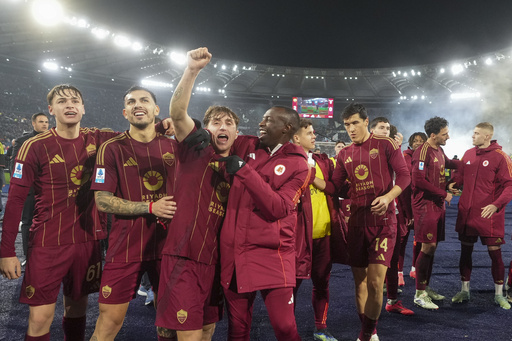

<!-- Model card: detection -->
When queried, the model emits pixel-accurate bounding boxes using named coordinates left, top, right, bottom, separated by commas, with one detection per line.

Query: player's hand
left=394, top=132, right=404, bottom=145
left=187, top=47, right=212, bottom=72
left=445, top=192, right=453, bottom=205
left=218, top=155, right=246, bottom=174
left=161, top=118, right=175, bottom=136
left=406, top=217, right=414, bottom=227
left=481, top=204, right=498, bottom=219
left=0, top=256, right=22, bottom=280
left=183, top=119, right=211, bottom=151
left=371, top=195, right=391, bottom=216
left=447, top=182, right=460, bottom=195
left=152, top=196, right=177, bottom=220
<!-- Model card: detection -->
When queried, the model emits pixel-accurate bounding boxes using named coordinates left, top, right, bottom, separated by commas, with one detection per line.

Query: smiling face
left=48, top=88, right=85, bottom=127
left=206, top=112, right=238, bottom=156
left=431, top=126, right=450, bottom=147
left=412, top=135, right=425, bottom=151
left=123, top=89, right=160, bottom=129
left=259, top=108, right=290, bottom=149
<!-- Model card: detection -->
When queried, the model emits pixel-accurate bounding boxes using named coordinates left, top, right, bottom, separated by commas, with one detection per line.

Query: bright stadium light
left=451, top=64, right=464, bottom=75
left=131, top=42, right=143, bottom=51
left=440, top=68, right=445, bottom=74
left=32, top=0, right=63, bottom=26
left=141, top=79, right=173, bottom=88
left=485, top=57, right=493, bottom=65
left=170, top=52, right=186, bottom=65
left=43, top=61, right=59, bottom=70
left=450, top=92, right=481, bottom=100
left=114, top=35, right=131, bottom=48
left=91, top=27, right=110, bottom=39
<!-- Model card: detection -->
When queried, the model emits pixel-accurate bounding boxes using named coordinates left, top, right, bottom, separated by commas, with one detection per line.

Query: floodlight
left=170, top=52, right=186, bottom=65
left=114, top=35, right=131, bottom=48
left=451, top=64, right=463, bottom=75
left=32, top=0, right=63, bottom=26
left=43, top=61, right=58, bottom=70
left=440, top=68, right=445, bottom=74
left=132, top=42, right=143, bottom=51
left=485, top=57, right=493, bottom=65
left=92, top=27, right=110, bottom=39
left=221, top=65, right=226, bottom=70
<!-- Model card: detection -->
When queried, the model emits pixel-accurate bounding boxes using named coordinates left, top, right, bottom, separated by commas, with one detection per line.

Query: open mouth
left=217, top=134, right=229, bottom=143
left=134, top=110, right=146, bottom=117
left=64, top=111, right=77, bottom=116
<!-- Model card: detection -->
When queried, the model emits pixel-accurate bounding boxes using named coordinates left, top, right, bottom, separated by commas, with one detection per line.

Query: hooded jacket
left=452, top=141, right=512, bottom=237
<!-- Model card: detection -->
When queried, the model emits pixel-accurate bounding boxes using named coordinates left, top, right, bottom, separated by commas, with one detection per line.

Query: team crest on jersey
left=355, top=164, right=369, bottom=181
left=102, top=285, right=112, bottom=299
left=143, top=171, right=164, bottom=191
left=13, top=162, right=23, bottom=179
left=215, top=181, right=230, bottom=203
left=162, top=152, right=175, bottom=167
left=25, top=285, right=35, bottom=299
left=483, top=160, right=489, bottom=167
left=427, top=233, right=433, bottom=241
left=419, top=162, right=424, bottom=170
left=274, top=164, right=286, bottom=176
left=177, top=309, right=188, bottom=324
left=70, top=165, right=91, bottom=186
left=95, top=168, right=105, bottom=183
left=86, top=143, right=97, bottom=157
left=440, top=164, right=445, bottom=176
left=369, top=148, right=379, bottom=159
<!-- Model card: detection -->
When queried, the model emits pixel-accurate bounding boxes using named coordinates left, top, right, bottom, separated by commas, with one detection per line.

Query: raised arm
left=170, top=47, right=212, bottom=142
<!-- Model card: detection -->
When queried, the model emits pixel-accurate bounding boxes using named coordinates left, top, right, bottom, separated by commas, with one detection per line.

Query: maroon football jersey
left=92, top=132, right=177, bottom=262
left=2, top=128, right=117, bottom=256
left=161, top=131, right=230, bottom=265
left=332, top=134, right=410, bottom=227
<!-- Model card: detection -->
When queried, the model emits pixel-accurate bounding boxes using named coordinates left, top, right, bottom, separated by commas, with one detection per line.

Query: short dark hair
left=203, top=106, right=240, bottom=127
left=341, top=103, right=368, bottom=121
left=272, top=106, right=301, bottom=136
left=32, top=112, right=48, bottom=122
left=336, top=140, right=345, bottom=146
left=299, top=118, right=313, bottom=129
left=370, top=116, right=389, bottom=130
left=408, top=132, right=428, bottom=147
left=124, top=85, right=157, bottom=104
left=424, top=116, right=448, bottom=136
left=47, top=84, right=83, bottom=105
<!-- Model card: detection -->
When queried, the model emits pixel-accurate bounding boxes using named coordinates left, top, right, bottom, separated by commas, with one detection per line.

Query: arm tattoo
left=95, top=191, right=149, bottom=216
left=171, top=86, right=183, bottom=102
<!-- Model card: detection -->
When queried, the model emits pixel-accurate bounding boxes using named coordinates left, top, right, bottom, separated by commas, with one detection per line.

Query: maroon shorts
left=458, top=233, right=506, bottom=246
left=347, top=224, right=396, bottom=268
left=155, top=255, right=222, bottom=331
left=98, top=260, right=161, bottom=304
left=414, top=207, right=445, bottom=243
left=20, top=241, right=101, bottom=305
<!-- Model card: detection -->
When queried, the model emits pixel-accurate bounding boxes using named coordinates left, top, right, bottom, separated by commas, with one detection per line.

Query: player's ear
left=155, top=105, right=160, bottom=116
left=122, top=109, right=128, bottom=120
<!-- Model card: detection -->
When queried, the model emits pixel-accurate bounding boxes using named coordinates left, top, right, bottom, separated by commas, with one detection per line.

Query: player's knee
left=157, top=326, right=177, bottom=339
left=273, top=319, right=298, bottom=340
left=201, top=323, right=216, bottom=341
left=28, top=309, right=54, bottom=331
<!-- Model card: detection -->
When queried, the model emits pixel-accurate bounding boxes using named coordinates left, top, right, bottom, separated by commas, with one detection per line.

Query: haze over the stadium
left=70, top=0, right=512, bottom=69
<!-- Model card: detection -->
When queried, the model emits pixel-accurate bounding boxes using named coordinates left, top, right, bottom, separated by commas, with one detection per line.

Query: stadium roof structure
left=1, top=1, right=511, bottom=105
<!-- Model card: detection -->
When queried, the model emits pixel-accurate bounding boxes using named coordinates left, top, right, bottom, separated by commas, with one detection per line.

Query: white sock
left=387, top=298, right=398, bottom=305
left=461, top=281, right=470, bottom=292
left=411, top=266, right=416, bottom=272
left=495, top=284, right=503, bottom=296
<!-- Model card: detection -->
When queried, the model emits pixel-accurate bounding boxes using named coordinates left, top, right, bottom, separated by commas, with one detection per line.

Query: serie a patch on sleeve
left=419, top=161, right=424, bottom=170
left=13, top=162, right=23, bottom=179
left=95, top=168, right=105, bottom=183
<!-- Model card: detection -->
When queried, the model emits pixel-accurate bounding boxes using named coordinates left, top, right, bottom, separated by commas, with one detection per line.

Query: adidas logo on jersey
left=50, top=154, right=65, bottom=164
left=124, top=157, right=138, bottom=167
left=345, top=157, right=353, bottom=164
left=434, top=157, right=439, bottom=162
left=376, top=254, right=385, bottom=261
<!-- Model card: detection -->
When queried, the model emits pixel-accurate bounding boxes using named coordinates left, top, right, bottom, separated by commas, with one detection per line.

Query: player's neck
left=55, top=122, right=80, bottom=139
left=427, top=138, right=439, bottom=150
left=478, top=141, right=491, bottom=149
left=129, top=125, right=156, bottom=143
